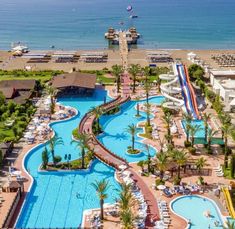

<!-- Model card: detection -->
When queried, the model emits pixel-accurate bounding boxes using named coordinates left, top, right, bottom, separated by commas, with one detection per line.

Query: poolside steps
left=79, top=95, right=131, bottom=169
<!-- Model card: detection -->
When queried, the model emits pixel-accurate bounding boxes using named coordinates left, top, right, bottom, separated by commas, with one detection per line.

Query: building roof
left=51, top=72, right=96, bottom=89
left=0, top=79, right=36, bottom=90
left=210, top=70, right=235, bottom=76
left=0, top=80, right=35, bottom=104
left=0, top=87, right=15, bottom=99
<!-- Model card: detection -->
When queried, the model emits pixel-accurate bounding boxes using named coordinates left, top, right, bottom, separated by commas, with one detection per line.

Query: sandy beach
left=1, top=49, right=235, bottom=72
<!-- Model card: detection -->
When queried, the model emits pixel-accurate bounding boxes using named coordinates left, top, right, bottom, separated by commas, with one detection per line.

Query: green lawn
left=0, top=75, right=52, bottom=82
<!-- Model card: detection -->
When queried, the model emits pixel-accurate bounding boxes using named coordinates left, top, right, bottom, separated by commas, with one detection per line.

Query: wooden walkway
left=79, top=95, right=130, bottom=169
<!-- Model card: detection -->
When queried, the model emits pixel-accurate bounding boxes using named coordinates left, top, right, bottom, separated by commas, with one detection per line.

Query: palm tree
left=91, top=179, right=110, bottom=221
left=223, top=220, right=235, bottom=229
left=144, top=144, right=151, bottom=173
left=144, top=80, right=152, bottom=106
left=135, top=96, right=141, bottom=117
left=46, top=85, right=58, bottom=114
left=144, top=102, right=151, bottom=126
left=207, top=128, right=219, bottom=152
left=112, top=64, right=123, bottom=93
left=190, top=124, right=201, bottom=147
left=202, top=113, right=211, bottom=143
left=118, top=183, right=134, bottom=212
left=48, top=135, right=64, bottom=165
left=71, top=133, right=90, bottom=169
left=142, top=66, right=152, bottom=105
left=120, top=210, right=135, bottom=229
left=183, top=113, right=193, bottom=143
left=162, top=112, right=172, bottom=144
left=128, top=64, right=141, bottom=93
left=126, top=124, right=137, bottom=152
left=90, top=106, right=103, bottom=131
left=170, top=149, right=188, bottom=179
left=156, top=152, right=169, bottom=181
left=195, top=157, right=207, bottom=174
left=220, top=123, right=232, bottom=168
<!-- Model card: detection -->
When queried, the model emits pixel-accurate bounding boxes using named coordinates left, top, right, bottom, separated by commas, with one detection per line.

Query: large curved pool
left=16, top=91, right=164, bottom=228
left=171, top=195, right=225, bottom=229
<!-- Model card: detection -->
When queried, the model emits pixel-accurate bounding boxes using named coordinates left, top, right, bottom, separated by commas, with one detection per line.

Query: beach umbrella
left=157, top=185, right=166, bottom=190
left=122, top=170, right=131, bottom=177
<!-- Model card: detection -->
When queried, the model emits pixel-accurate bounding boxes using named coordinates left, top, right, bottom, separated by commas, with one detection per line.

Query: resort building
left=209, top=70, right=235, bottom=112
left=51, top=71, right=96, bottom=96
left=0, top=79, right=36, bottom=104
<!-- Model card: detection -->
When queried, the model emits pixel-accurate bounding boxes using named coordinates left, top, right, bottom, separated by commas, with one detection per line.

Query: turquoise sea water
left=171, top=195, right=224, bottom=229
left=16, top=92, right=164, bottom=228
left=1, top=0, right=235, bottom=50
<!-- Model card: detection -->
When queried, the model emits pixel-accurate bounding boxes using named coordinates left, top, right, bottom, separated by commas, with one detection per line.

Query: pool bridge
left=79, top=95, right=130, bottom=169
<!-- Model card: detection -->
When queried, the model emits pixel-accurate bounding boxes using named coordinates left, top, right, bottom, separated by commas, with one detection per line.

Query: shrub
left=188, top=146, right=196, bottom=155
left=184, top=140, right=191, bottom=148
left=72, top=128, right=79, bottom=139
left=54, top=155, right=62, bottom=164
left=42, top=148, right=49, bottom=169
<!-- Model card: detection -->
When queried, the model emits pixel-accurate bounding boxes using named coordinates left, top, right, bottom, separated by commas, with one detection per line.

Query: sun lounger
left=163, top=188, right=173, bottom=197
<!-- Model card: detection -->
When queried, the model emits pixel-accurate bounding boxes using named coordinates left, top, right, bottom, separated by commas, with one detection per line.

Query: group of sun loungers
left=213, top=164, right=224, bottom=177
left=154, top=199, right=171, bottom=229
left=162, top=184, right=202, bottom=198
left=212, top=54, right=235, bottom=67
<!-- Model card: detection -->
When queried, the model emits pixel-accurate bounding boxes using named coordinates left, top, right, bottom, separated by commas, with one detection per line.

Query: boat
left=130, top=15, right=138, bottom=18
left=11, top=42, right=29, bottom=53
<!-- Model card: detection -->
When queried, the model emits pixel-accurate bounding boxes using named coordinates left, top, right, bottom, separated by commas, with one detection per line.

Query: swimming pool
left=171, top=195, right=225, bottom=229
left=181, top=119, right=224, bottom=145
left=16, top=92, right=164, bottom=228
left=99, top=96, right=165, bottom=162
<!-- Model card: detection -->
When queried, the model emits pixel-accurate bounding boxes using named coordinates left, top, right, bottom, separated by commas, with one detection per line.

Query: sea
left=0, top=0, right=235, bottom=50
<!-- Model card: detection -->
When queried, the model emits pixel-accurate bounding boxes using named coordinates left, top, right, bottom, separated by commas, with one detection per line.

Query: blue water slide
left=177, top=64, right=197, bottom=118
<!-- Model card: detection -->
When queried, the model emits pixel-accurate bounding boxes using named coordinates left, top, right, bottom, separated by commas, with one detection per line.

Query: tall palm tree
left=90, top=106, right=103, bottom=131
left=207, top=129, right=219, bottom=152
left=195, top=157, right=207, bottom=174
left=142, top=66, right=151, bottom=105
left=126, top=123, right=137, bottom=151
left=156, top=152, right=169, bottom=181
left=144, top=80, right=152, bottom=106
left=128, top=64, right=141, bottom=93
left=135, top=96, right=141, bottom=117
left=112, top=64, right=123, bottom=93
left=48, top=135, right=64, bottom=165
left=144, top=144, right=151, bottom=173
left=203, top=113, right=211, bottom=143
left=162, top=112, right=172, bottom=144
left=118, top=183, right=134, bottom=212
left=183, top=113, right=193, bottom=143
left=91, top=179, right=110, bottom=221
left=220, top=124, right=232, bottom=154
left=71, top=133, right=90, bottom=169
left=144, top=102, right=151, bottom=126
left=46, top=85, right=58, bottom=114
left=170, top=149, right=188, bottom=179
left=190, top=124, right=201, bottom=147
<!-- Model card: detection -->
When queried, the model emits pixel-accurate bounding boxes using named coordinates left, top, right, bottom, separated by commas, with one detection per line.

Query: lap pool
left=171, top=195, right=225, bottom=229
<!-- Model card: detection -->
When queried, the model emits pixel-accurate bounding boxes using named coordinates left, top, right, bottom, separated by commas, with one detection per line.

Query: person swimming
left=76, top=192, right=80, bottom=198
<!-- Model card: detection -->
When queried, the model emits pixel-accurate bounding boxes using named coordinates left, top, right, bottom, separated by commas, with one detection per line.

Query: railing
left=2, top=189, right=21, bottom=228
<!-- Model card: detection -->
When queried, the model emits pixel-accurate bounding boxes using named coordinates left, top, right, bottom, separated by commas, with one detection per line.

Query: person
left=76, top=192, right=80, bottom=198
left=188, top=219, right=191, bottom=225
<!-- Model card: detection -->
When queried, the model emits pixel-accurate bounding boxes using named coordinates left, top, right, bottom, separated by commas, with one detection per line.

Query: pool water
left=181, top=119, right=206, bottom=138
left=171, top=195, right=224, bottom=229
left=16, top=92, right=164, bottom=228
left=99, top=96, right=165, bottom=162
